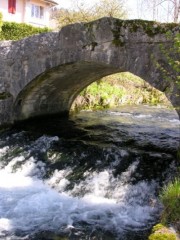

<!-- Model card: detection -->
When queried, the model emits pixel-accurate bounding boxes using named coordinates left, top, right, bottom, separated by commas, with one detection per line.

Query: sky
left=54, top=0, right=174, bottom=22
left=55, top=0, right=140, bottom=19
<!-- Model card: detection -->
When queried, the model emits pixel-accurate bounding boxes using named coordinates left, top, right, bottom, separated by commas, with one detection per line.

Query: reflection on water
left=0, top=105, right=179, bottom=240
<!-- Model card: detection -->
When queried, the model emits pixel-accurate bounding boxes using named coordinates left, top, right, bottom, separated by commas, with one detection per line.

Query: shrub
left=71, top=72, right=169, bottom=112
left=160, top=178, right=180, bottom=224
left=0, top=21, right=50, bottom=40
left=78, top=80, right=125, bottom=110
left=0, top=12, right=3, bottom=32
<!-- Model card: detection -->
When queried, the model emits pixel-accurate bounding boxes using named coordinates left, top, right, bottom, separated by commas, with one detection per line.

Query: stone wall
left=0, top=96, right=13, bottom=126
left=0, top=17, right=179, bottom=126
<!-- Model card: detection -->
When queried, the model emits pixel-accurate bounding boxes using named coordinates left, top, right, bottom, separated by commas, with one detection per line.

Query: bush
left=160, top=178, right=180, bottom=224
left=0, top=12, right=3, bottom=32
left=0, top=21, right=50, bottom=40
left=77, top=80, right=125, bottom=110
left=71, top=72, right=170, bottom=112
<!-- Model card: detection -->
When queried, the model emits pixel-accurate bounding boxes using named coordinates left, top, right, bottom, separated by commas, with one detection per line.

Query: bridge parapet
left=0, top=17, right=179, bottom=126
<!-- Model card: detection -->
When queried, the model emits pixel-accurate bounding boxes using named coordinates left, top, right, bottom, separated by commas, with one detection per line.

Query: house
left=0, top=0, right=58, bottom=28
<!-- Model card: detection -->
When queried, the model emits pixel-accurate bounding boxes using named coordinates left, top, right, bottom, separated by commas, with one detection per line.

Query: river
left=0, top=105, right=179, bottom=240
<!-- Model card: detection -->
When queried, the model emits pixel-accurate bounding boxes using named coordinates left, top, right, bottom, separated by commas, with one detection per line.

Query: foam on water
left=0, top=151, right=160, bottom=238
left=0, top=105, right=179, bottom=239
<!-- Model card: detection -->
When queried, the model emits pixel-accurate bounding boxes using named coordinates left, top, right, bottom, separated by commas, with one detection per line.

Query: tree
left=0, top=12, right=3, bottom=32
left=137, top=0, right=180, bottom=22
left=51, top=0, right=127, bottom=29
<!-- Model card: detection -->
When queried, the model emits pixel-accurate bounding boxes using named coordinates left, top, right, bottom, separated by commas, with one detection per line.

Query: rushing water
left=0, top=105, right=179, bottom=240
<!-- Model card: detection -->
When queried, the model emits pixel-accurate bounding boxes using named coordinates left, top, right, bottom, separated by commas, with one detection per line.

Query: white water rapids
left=0, top=105, right=179, bottom=240
left=0, top=158, right=159, bottom=238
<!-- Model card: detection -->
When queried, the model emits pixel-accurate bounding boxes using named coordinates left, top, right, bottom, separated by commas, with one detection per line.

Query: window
left=8, top=0, right=16, bottom=14
left=31, top=4, right=44, bottom=19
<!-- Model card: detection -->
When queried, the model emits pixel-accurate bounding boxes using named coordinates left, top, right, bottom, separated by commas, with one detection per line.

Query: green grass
left=71, top=72, right=170, bottom=111
left=80, top=79, right=125, bottom=109
left=148, top=224, right=177, bottom=240
left=148, top=168, right=180, bottom=239
left=160, top=178, right=180, bottom=224
left=148, top=231, right=176, bottom=240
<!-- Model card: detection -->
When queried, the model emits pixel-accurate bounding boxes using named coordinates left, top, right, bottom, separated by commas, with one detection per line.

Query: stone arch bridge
left=0, top=17, right=179, bottom=126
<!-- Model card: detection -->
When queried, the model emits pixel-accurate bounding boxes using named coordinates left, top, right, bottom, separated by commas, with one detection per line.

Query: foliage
left=0, top=12, right=3, bottom=32
left=148, top=224, right=177, bottom=240
left=0, top=92, right=12, bottom=100
left=71, top=72, right=170, bottom=111
left=51, top=0, right=127, bottom=28
left=112, top=19, right=179, bottom=38
left=79, top=80, right=125, bottom=110
left=148, top=231, right=176, bottom=240
left=156, top=32, right=180, bottom=89
left=159, top=178, right=180, bottom=224
left=148, top=169, right=180, bottom=239
left=0, top=22, right=50, bottom=40
left=152, top=224, right=165, bottom=232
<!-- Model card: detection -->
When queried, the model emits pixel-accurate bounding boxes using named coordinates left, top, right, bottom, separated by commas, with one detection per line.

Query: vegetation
left=113, top=19, right=178, bottom=36
left=51, top=0, right=127, bottom=29
left=156, top=33, right=180, bottom=89
left=148, top=27, right=180, bottom=240
left=71, top=72, right=170, bottom=111
left=160, top=178, right=180, bottom=225
left=0, top=21, right=50, bottom=41
left=0, top=12, right=3, bottom=32
left=0, top=92, right=12, bottom=100
left=148, top=178, right=180, bottom=240
left=148, top=224, right=176, bottom=240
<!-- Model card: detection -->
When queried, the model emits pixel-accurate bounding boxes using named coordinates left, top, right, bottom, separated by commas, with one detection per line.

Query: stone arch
left=13, top=60, right=178, bottom=121
left=0, top=17, right=179, bottom=125
left=13, top=61, right=120, bottom=120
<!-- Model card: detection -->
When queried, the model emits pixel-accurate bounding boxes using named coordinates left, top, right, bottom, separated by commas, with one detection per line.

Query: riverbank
left=148, top=177, right=180, bottom=240
left=71, top=72, right=171, bottom=112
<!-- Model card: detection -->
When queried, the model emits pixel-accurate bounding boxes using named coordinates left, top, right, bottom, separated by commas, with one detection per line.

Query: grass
left=160, top=178, right=180, bottom=224
left=149, top=230, right=176, bottom=240
left=148, top=179, right=180, bottom=240
left=71, top=72, right=170, bottom=111
left=148, top=224, right=177, bottom=240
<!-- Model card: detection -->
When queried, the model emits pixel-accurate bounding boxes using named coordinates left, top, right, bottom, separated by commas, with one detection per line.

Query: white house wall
left=0, top=0, right=25, bottom=23
left=26, top=0, right=51, bottom=27
left=0, top=0, right=54, bottom=27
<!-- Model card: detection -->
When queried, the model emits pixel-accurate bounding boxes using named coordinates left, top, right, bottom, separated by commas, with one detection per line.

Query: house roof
left=43, top=0, right=59, bottom=6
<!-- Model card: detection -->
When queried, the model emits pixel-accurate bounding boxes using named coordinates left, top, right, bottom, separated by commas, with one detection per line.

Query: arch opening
left=13, top=61, right=179, bottom=122
left=71, top=72, right=172, bottom=112
left=13, top=61, right=120, bottom=121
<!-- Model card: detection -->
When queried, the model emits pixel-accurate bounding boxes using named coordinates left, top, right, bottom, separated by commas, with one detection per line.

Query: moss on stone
left=112, top=38, right=125, bottom=47
left=111, top=21, right=125, bottom=47
left=83, top=22, right=99, bottom=50
left=85, top=18, right=179, bottom=48
left=84, top=21, right=96, bottom=39
left=152, top=224, right=165, bottom=232
left=111, top=19, right=179, bottom=41
left=148, top=224, right=177, bottom=240
left=91, top=41, right=98, bottom=51
left=82, top=41, right=98, bottom=51
left=0, top=92, right=12, bottom=100
left=149, top=232, right=176, bottom=240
